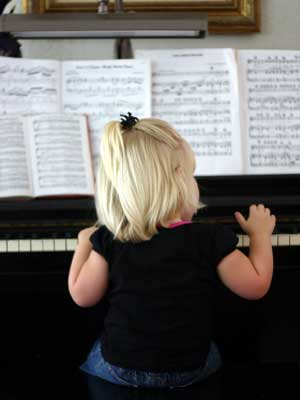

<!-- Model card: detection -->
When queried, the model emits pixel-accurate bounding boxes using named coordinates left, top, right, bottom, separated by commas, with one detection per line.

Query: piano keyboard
left=237, top=234, right=300, bottom=247
left=0, top=234, right=299, bottom=252
left=0, top=238, right=78, bottom=253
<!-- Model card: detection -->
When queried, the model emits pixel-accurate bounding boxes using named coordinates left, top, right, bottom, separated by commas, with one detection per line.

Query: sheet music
left=27, top=114, right=94, bottom=197
left=238, top=50, right=300, bottom=174
left=0, top=116, right=32, bottom=197
left=0, top=57, right=61, bottom=115
left=135, top=49, right=242, bottom=176
left=61, top=60, right=151, bottom=167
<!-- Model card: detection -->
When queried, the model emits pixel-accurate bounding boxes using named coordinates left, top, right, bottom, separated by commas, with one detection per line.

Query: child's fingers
left=234, top=211, right=247, bottom=228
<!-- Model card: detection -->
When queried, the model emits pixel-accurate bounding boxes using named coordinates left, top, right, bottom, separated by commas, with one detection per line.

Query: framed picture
left=27, top=0, right=261, bottom=33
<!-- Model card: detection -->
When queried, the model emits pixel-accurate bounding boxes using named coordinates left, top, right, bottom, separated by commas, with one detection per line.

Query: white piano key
left=54, top=239, right=66, bottom=251
left=43, top=239, right=55, bottom=251
left=19, top=240, right=31, bottom=252
left=66, top=238, right=77, bottom=251
left=31, top=239, right=43, bottom=252
left=289, top=234, right=300, bottom=246
left=0, top=240, right=7, bottom=252
left=271, top=235, right=278, bottom=246
left=7, top=240, right=19, bottom=253
left=278, top=234, right=290, bottom=246
left=243, top=235, right=250, bottom=247
left=237, top=235, right=243, bottom=248
left=7, top=240, right=19, bottom=252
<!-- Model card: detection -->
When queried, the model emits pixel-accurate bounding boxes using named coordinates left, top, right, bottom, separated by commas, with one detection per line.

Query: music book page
left=61, top=59, right=152, bottom=166
left=135, top=49, right=243, bottom=176
left=0, top=57, right=61, bottom=115
left=0, top=57, right=151, bottom=170
left=26, top=114, right=94, bottom=197
left=238, top=49, right=300, bottom=174
left=0, top=116, right=32, bottom=198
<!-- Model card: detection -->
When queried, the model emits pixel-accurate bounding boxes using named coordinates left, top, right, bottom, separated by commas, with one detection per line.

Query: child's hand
left=234, top=204, right=276, bottom=238
left=78, top=226, right=98, bottom=244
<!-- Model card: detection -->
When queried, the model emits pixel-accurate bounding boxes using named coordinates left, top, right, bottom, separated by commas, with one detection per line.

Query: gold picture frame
left=27, top=0, right=261, bottom=34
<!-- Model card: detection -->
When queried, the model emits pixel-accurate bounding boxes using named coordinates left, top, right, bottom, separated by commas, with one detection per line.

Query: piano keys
left=0, top=238, right=77, bottom=252
left=1, top=233, right=300, bottom=253
left=0, top=199, right=94, bottom=250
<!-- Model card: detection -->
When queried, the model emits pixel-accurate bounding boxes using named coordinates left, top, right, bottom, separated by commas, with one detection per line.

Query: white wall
left=21, top=0, right=300, bottom=59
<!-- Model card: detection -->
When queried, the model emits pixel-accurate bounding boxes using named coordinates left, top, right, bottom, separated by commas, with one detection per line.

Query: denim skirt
left=80, top=339, right=222, bottom=389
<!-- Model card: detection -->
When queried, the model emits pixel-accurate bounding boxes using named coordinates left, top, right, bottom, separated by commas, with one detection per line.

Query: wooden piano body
left=0, top=175, right=300, bottom=398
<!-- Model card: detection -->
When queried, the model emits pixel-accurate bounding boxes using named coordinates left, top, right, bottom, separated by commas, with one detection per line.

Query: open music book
left=0, top=114, right=94, bottom=199
left=135, top=48, right=300, bottom=176
left=0, top=57, right=151, bottom=166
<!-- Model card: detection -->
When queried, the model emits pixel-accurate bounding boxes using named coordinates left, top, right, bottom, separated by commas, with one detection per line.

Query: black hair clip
left=120, top=112, right=139, bottom=129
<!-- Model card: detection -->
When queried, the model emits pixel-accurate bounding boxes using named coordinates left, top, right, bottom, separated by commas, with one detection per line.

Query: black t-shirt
left=90, top=222, right=238, bottom=372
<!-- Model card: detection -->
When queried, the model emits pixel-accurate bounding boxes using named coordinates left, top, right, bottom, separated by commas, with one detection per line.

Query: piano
left=197, top=175, right=300, bottom=370
left=0, top=174, right=300, bottom=399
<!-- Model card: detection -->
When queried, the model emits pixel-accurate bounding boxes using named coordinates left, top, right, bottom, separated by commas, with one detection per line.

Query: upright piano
left=0, top=174, right=300, bottom=398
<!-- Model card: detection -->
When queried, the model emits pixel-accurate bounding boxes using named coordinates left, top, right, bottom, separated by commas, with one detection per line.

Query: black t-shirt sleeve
left=89, top=225, right=113, bottom=263
left=210, top=224, right=238, bottom=267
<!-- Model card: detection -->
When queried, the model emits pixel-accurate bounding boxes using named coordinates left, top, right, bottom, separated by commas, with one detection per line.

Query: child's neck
left=167, top=218, right=181, bottom=224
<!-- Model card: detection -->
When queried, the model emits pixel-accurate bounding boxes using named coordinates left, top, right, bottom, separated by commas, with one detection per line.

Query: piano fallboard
left=1, top=175, right=298, bottom=229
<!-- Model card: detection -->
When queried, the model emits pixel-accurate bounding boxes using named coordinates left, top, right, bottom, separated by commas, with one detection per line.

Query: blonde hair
left=96, top=118, right=201, bottom=242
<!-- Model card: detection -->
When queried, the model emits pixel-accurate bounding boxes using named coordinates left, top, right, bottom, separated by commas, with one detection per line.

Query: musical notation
left=62, top=60, right=151, bottom=163
left=33, top=119, right=80, bottom=132
left=63, top=101, right=144, bottom=114
left=0, top=58, right=151, bottom=166
left=153, top=97, right=231, bottom=107
left=135, top=48, right=242, bottom=176
left=0, top=64, right=56, bottom=77
left=247, top=55, right=300, bottom=65
left=180, top=127, right=232, bottom=138
left=1, top=87, right=57, bottom=97
left=29, top=114, right=92, bottom=194
left=37, top=176, right=87, bottom=189
left=153, top=69, right=230, bottom=78
left=238, top=50, right=300, bottom=173
left=3, top=50, right=300, bottom=177
left=250, top=123, right=300, bottom=136
left=0, top=116, right=31, bottom=196
left=248, top=96, right=300, bottom=110
left=155, top=109, right=231, bottom=118
left=190, top=140, right=232, bottom=157
left=65, top=76, right=144, bottom=86
left=0, top=58, right=60, bottom=114
left=250, top=152, right=300, bottom=168
left=65, top=86, right=143, bottom=98
left=153, top=79, right=230, bottom=95
left=172, top=117, right=231, bottom=126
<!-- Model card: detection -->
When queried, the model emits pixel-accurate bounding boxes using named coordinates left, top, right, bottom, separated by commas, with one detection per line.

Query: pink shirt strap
left=168, top=221, right=192, bottom=229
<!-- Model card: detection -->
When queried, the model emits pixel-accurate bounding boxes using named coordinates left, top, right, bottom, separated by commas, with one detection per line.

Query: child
left=68, top=113, right=276, bottom=390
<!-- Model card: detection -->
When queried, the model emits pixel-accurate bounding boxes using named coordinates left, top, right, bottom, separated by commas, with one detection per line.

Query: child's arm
left=68, top=226, right=109, bottom=307
left=217, top=204, right=276, bottom=300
